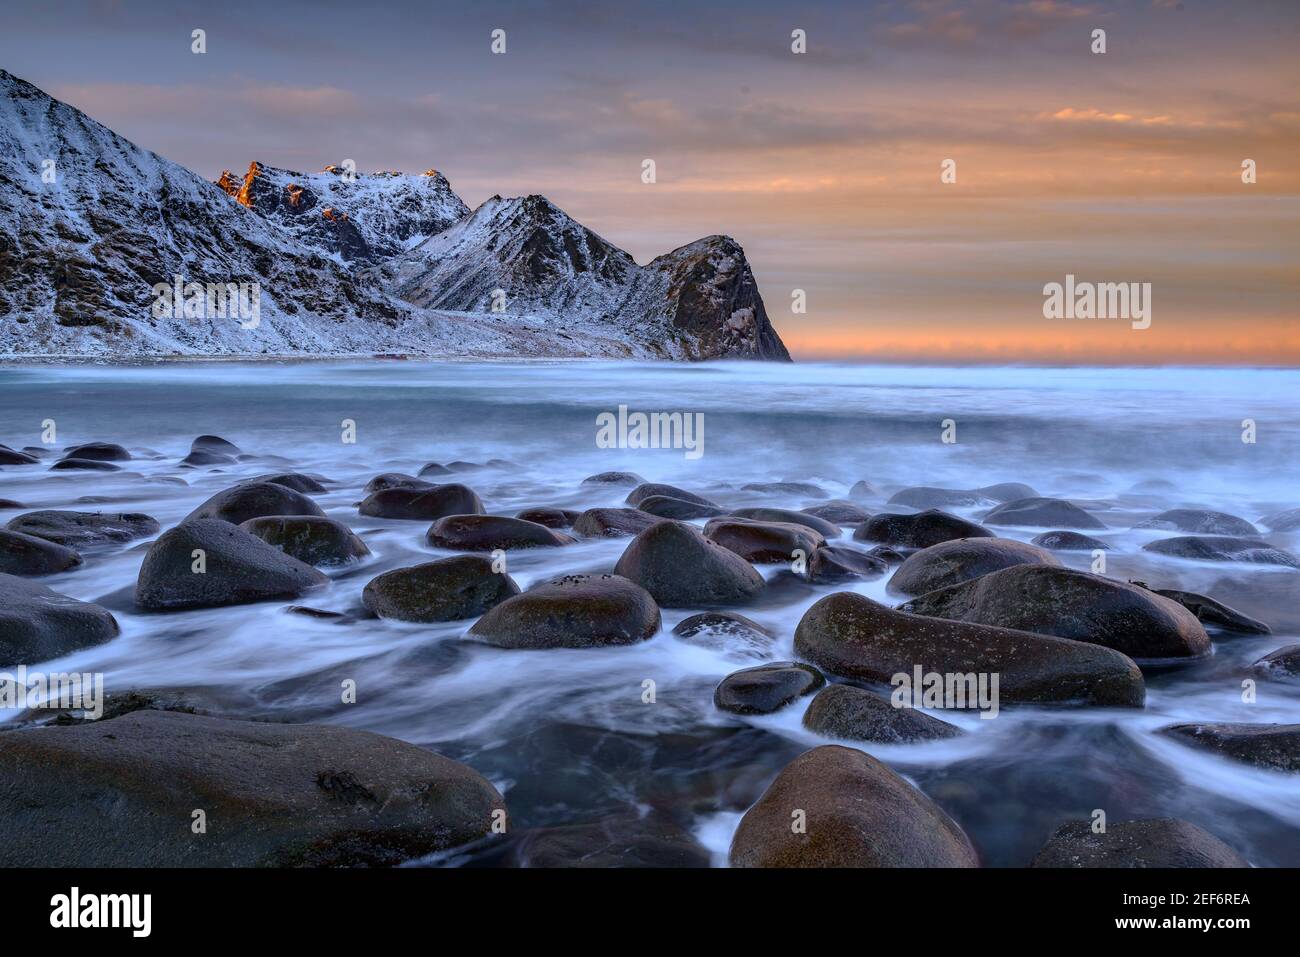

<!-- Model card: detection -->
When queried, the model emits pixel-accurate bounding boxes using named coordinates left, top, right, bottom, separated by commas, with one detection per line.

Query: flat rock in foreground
left=0, top=710, right=505, bottom=867
left=729, top=745, right=978, bottom=868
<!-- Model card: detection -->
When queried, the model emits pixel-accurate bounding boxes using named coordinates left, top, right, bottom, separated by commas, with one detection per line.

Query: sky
left=1, top=0, right=1297, bottom=363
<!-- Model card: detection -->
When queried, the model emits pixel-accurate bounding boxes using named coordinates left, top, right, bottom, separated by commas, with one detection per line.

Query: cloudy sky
left=2, top=0, right=1297, bottom=363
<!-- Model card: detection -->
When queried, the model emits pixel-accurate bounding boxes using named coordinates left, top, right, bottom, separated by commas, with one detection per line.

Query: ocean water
left=2, top=360, right=1299, bottom=867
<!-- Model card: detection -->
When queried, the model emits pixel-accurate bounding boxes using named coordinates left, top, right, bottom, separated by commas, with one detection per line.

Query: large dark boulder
left=61, top=441, right=130, bottom=462
left=0, top=529, right=82, bottom=576
left=613, top=520, right=765, bottom=608
left=239, top=515, right=370, bottom=566
left=854, top=509, right=993, bottom=549
left=0, top=573, right=120, bottom=665
left=729, top=746, right=978, bottom=868
left=1135, top=509, right=1259, bottom=536
left=185, top=482, right=325, bottom=526
left=363, top=472, right=431, bottom=494
left=713, top=662, right=824, bottom=715
left=425, top=515, right=575, bottom=551
left=363, top=556, right=519, bottom=623
left=795, top=592, right=1145, bottom=707
left=983, top=497, right=1107, bottom=529
left=802, top=683, right=962, bottom=743
left=899, top=565, right=1210, bottom=660
left=572, top=507, right=663, bottom=538
left=1157, top=722, right=1300, bottom=772
left=702, top=518, right=825, bottom=564
left=887, top=537, right=1060, bottom=596
left=358, top=484, right=484, bottom=521
left=1031, top=819, right=1250, bottom=868
left=0, top=444, right=38, bottom=465
left=0, top=710, right=506, bottom=867
left=7, top=510, right=159, bottom=548
left=134, top=520, right=328, bottom=610
left=1142, top=536, right=1299, bottom=568
left=468, top=574, right=660, bottom=649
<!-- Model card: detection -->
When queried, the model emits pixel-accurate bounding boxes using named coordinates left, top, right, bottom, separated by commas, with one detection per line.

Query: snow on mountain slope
left=215, top=162, right=468, bottom=263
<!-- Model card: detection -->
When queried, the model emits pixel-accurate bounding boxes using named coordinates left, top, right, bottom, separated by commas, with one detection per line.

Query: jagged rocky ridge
left=0, top=69, right=790, bottom=360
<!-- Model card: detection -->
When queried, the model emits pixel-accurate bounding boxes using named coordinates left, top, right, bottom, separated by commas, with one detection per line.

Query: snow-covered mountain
left=0, top=69, right=790, bottom=361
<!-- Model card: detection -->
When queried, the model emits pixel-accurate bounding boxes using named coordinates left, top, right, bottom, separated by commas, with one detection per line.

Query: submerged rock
left=976, top=482, right=1039, bottom=503
left=1135, top=508, right=1259, bottom=536
left=0, top=444, right=39, bottom=465
left=848, top=480, right=877, bottom=501
left=703, top=518, right=825, bottom=564
left=802, top=683, right=962, bottom=743
left=887, top=537, right=1060, bottom=596
left=741, top=481, right=827, bottom=498
left=801, top=500, right=871, bottom=525
left=713, top=662, right=824, bottom=715
left=418, top=462, right=454, bottom=477
left=807, top=545, right=889, bottom=583
left=50, top=458, right=120, bottom=472
left=1258, top=507, right=1300, bottom=532
left=180, top=449, right=236, bottom=467
left=581, top=471, right=645, bottom=487
left=7, top=510, right=159, bottom=548
left=1148, top=587, right=1270, bottom=634
left=191, top=435, right=241, bottom=455
left=671, top=612, right=775, bottom=660
left=794, top=592, right=1145, bottom=707
left=246, top=472, right=329, bottom=494
left=425, top=515, right=575, bottom=550
left=730, top=507, right=840, bottom=536
left=899, top=565, right=1210, bottom=660
left=1253, top=644, right=1300, bottom=680
left=0, top=710, right=506, bottom=867
left=510, top=813, right=709, bottom=868
left=363, top=472, right=432, bottom=493
left=1158, top=722, right=1300, bottom=772
left=614, top=520, right=765, bottom=608
left=637, top=494, right=725, bottom=519
left=0, top=573, right=120, bottom=665
left=572, top=507, right=663, bottom=538
left=1031, top=819, right=1250, bottom=868
left=854, top=509, right=993, bottom=549
left=888, top=486, right=994, bottom=509
left=0, top=529, right=82, bottom=576
left=468, top=574, right=660, bottom=649
left=1143, top=536, right=1300, bottom=568
left=729, top=746, right=979, bottom=868
left=1031, top=530, right=1110, bottom=552
left=239, top=515, right=370, bottom=566
left=363, top=556, right=519, bottom=623
left=358, top=483, right=484, bottom=520
left=186, top=481, right=326, bottom=525
left=135, top=519, right=327, bottom=610
left=625, top=483, right=719, bottom=508
left=983, top=497, right=1106, bottom=530
left=61, top=441, right=130, bottom=462
left=515, top=507, right=580, bottom=529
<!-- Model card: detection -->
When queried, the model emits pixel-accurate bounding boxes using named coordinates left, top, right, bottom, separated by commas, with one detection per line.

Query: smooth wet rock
left=426, top=515, right=575, bottom=551
left=1031, top=530, right=1110, bottom=552
left=888, top=486, right=993, bottom=509
left=807, top=545, right=888, bottom=583
left=1031, top=818, right=1250, bottom=868
left=572, top=507, right=663, bottom=538
left=0, top=573, right=119, bottom=665
left=848, top=480, right=877, bottom=501
left=801, top=501, right=871, bottom=525
left=899, top=565, right=1210, bottom=660
left=729, top=507, right=840, bottom=537
left=180, top=449, right=236, bottom=467
left=61, top=442, right=130, bottom=463
left=671, top=612, right=775, bottom=660
left=703, top=518, right=825, bottom=564
left=1158, top=722, right=1300, bottom=772
left=186, top=481, right=326, bottom=525
left=626, top=483, right=719, bottom=508
left=983, top=496, right=1106, bottom=529
left=0, top=499, right=25, bottom=509
left=1136, top=508, right=1259, bottom=536
left=637, top=495, right=725, bottom=519
left=247, top=472, right=329, bottom=494
left=0, top=444, right=38, bottom=465
left=510, top=813, right=709, bottom=868
left=729, top=745, right=979, bottom=868
left=239, top=515, right=370, bottom=566
left=887, top=537, right=1061, bottom=596
left=795, top=592, right=1145, bottom=707
left=1143, top=536, right=1299, bottom=568
left=1253, top=644, right=1300, bottom=680
left=1259, top=507, right=1300, bottom=532
left=135, top=519, right=327, bottom=610
left=1148, top=587, right=1270, bottom=634
left=976, top=482, right=1039, bottom=503
left=515, top=507, right=580, bottom=529
left=581, top=471, right=645, bottom=487
left=7, top=510, right=159, bottom=548
left=417, top=462, right=453, bottom=477
left=50, top=458, right=120, bottom=472
left=0, top=709, right=506, bottom=867
left=468, top=574, right=660, bottom=649
left=363, top=556, right=520, bottom=623
left=854, top=509, right=993, bottom=549
left=364, top=472, right=431, bottom=493
left=358, top=483, right=484, bottom=521
left=867, top=545, right=907, bottom=564
left=714, top=662, right=824, bottom=715
left=614, top=520, right=765, bottom=608
left=0, top=529, right=82, bottom=576
left=191, top=435, right=241, bottom=455
left=741, top=481, right=827, bottom=498
left=802, top=683, right=962, bottom=743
